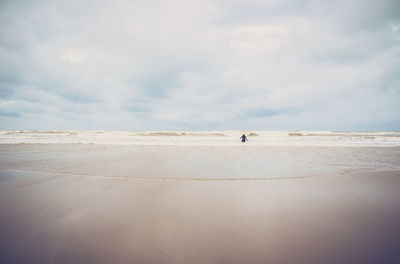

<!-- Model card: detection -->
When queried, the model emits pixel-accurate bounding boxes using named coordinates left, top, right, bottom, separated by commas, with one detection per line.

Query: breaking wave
left=135, top=132, right=227, bottom=137
left=0, top=130, right=399, bottom=146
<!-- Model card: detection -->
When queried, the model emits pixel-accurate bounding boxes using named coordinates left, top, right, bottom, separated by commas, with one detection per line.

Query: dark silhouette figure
left=240, top=134, right=248, bottom=142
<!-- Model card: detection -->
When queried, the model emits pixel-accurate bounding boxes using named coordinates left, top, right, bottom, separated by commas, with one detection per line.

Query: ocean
left=1, top=130, right=400, bottom=146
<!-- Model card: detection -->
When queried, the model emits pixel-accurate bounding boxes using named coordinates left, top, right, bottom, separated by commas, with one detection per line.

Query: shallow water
left=1, top=144, right=399, bottom=180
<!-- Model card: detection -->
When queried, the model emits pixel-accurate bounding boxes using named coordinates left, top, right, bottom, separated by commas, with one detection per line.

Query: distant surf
left=0, top=130, right=399, bottom=146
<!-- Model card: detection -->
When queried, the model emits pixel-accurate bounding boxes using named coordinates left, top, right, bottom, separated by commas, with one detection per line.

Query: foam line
left=1, top=168, right=322, bottom=181
left=3, top=168, right=399, bottom=182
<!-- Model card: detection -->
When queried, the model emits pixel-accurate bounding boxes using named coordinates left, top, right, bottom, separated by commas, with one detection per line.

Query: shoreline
left=1, top=144, right=399, bottom=263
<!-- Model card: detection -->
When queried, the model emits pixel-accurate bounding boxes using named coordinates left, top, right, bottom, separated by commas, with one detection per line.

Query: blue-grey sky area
left=0, top=0, right=399, bottom=130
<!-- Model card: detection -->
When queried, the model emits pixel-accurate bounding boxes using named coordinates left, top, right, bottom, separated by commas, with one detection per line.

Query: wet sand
left=0, top=144, right=400, bottom=264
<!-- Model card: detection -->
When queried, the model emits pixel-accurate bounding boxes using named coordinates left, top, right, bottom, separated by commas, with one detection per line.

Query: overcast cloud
left=0, top=0, right=399, bottom=130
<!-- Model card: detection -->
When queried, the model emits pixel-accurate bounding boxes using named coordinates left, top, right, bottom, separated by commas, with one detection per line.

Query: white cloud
left=60, top=50, right=87, bottom=63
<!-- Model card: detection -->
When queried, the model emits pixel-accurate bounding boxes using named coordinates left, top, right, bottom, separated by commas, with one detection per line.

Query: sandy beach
left=0, top=134, right=400, bottom=264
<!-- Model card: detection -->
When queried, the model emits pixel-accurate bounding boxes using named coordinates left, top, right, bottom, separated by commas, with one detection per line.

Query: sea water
left=0, top=131, right=399, bottom=180
left=0, top=130, right=399, bottom=146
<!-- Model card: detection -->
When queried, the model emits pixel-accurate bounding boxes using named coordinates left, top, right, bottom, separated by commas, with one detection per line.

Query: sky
left=0, top=0, right=399, bottom=131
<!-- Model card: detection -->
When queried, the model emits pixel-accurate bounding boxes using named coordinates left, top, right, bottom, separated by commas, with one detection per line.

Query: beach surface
left=0, top=131, right=400, bottom=264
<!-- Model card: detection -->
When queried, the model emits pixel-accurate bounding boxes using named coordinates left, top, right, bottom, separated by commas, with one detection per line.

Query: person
left=240, top=134, right=248, bottom=142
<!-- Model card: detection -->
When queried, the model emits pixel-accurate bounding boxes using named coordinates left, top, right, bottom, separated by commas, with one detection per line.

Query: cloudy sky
left=0, top=0, right=399, bottom=130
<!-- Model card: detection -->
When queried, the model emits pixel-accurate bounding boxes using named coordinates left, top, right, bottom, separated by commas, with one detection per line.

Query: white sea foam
left=0, top=130, right=399, bottom=146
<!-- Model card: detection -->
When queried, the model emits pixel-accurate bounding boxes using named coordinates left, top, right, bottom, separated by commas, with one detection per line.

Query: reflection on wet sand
left=0, top=144, right=399, bottom=264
